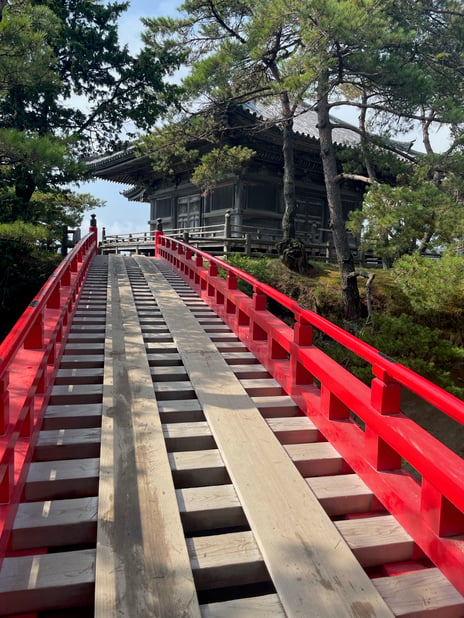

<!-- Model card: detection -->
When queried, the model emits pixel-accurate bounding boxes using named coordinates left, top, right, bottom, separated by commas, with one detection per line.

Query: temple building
left=87, top=102, right=374, bottom=249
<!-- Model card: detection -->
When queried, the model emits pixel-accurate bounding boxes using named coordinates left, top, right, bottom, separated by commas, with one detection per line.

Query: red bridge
left=0, top=223, right=463, bottom=616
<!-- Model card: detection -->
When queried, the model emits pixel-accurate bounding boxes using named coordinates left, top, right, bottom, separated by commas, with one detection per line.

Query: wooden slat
left=373, top=568, right=464, bottom=617
left=157, top=399, right=205, bottom=424
left=55, top=368, right=104, bottom=384
left=95, top=255, right=200, bottom=618
left=252, top=395, right=300, bottom=417
left=43, top=403, right=102, bottom=430
left=59, top=355, right=104, bottom=369
left=200, top=594, right=285, bottom=617
left=239, top=378, right=283, bottom=397
left=307, top=474, right=374, bottom=516
left=139, top=257, right=394, bottom=618
left=169, top=449, right=230, bottom=488
left=177, top=484, right=246, bottom=532
left=34, top=428, right=101, bottom=461
left=49, top=384, right=103, bottom=405
left=151, top=366, right=188, bottom=381
left=335, top=515, right=416, bottom=567
left=267, top=416, right=319, bottom=444
left=24, top=458, right=99, bottom=501
left=187, top=530, right=268, bottom=590
left=230, top=364, right=271, bottom=379
left=11, top=497, right=97, bottom=550
left=154, top=380, right=196, bottom=400
left=163, top=421, right=215, bottom=451
left=284, top=441, right=345, bottom=476
left=0, top=549, right=95, bottom=615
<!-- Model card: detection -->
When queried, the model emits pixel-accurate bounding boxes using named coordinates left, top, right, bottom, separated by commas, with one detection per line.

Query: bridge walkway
left=0, top=254, right=463, bottom=616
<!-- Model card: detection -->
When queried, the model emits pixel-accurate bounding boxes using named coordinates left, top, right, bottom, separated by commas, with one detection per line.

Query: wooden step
left=240, top=378, right=283, bottom=397
left=373, top=568, right=464, bottom=617
left=267, top=416, right=319, bottom=444
left=59, top=355, right=105, bottom=369
left=147, top=352, right=183, bottom=366
left=169, top=449, right=230, bottom=488
left=335, top=514, right=416, bottom=567
left=163, top=421, right=215, bottom=451
left=252, top=395, right=300, bottom=417
left=187, top=530, right=268, bottom=590
left=145, top=342, right=179, bottom=354
left=151, top=366, right=188, bottom=381
left=11, top=497, right=98, bottom=550
left=284, top=442, right=346, bottom=476
left=61, top=343, right=105, bottom=355
left=0, top=549, right=95, bottom=615
left=66, top=333, right=105, bottom=343
left=307, top=474, right=375, bottom=516
left=24, top=458, right=99, bottom=501
left=231, top=364, right=271, bottom=379
left=200, top=594, right=285, bottom=617
left=43, top=403, right=102, bottom=430
left=158, top=399, right=205, bottom=424
left=55, top=368, right=104, bottom=385
left=154, top=381, right=196, bottom=400
left=49, top=384, right=103, bottom=405
left=209, top=333, right=241, bottom=343
left=222, top=352, right=259, bottom=365
left=34, top=428, right=101, bottom=461
left=178, top=484, right=246, bottom=532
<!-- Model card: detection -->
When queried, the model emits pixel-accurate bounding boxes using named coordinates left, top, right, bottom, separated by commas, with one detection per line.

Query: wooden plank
left=43, top=403, right=102, bottom=430
left=284, top=441, right=345, bottom=476
left=307, top=474, right=374, bottom=516
left=239, top=378, right=283, bottom=397
left=222, top=352, right=259, bottom=364
left=154, top=380, right=196, bottom=400
left=251, top=395, right=300, bottom=417
left=200, top=594, right=285, bottom=617
left=177, top=484, right=246, bottom=532
left=169, top=449, right=230, bottom=488
left=373, top=568, right=464, bottom=617
left=266, top=416, right=319, bottom=444
left=59, top=355, right=105, bottom=369
left=151, top=366, right=188, bottom=381
left=11, top=497, right=98, bottom=550
left=0, top=549, right=95, bottom=615
left=62, top=343, right=105, bottom=355
left=34, top=428, right=101, bottom=461
left=147, top=352, right=182, bottom=366
left=95, top=255, right=200, bottom=618
left=49, top=384, right=103, bottom=405
left=157, top=399, right=205, bottom=424
left=55, top=368, right=104, bottom=384
left=335, top=514, right=416, bottom=567
left=187, top=530, right=268, bottom=590
left=163, top=421, right=215, bottom=451
left=230, top=364, right=271, bottom=379
left=139, top=257, right=394, bottom=618
left=24, top=458, right=99, bottom=501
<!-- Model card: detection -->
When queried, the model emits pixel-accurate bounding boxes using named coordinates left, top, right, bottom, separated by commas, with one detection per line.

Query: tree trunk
left=317, top=83, right=361, bottom=321
left=279, top=91, right=297, bottom=240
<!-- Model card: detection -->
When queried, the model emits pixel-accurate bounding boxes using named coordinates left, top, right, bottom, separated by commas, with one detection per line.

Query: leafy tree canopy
left=0, top=0, right=183, bottom=240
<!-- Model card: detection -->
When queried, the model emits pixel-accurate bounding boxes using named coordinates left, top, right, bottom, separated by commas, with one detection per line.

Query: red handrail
left=156, top=232, right=464, bottom=595
left=0, top=228, right=97, bottom=565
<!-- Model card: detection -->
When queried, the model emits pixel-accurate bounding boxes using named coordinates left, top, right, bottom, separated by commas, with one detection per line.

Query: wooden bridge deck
left=1, top=254, right=463, bottom=617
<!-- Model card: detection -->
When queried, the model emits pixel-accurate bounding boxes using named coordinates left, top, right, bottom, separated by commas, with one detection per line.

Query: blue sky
left=78, top=1, right=451, bottom=239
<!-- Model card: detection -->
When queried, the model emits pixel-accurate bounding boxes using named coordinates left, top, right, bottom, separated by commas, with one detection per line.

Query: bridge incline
left=0, top=248, right=463, bottom=616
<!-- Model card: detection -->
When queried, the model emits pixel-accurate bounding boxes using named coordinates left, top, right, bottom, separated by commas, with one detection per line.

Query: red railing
left=0, top=226, right=97, bottom=565
left=156, top=232, right=464, bottom=594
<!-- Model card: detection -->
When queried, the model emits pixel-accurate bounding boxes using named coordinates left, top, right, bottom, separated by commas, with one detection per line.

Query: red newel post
left=155, top=218, right=163, bottom=258
left=89, top=213, right=98, bottom=252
